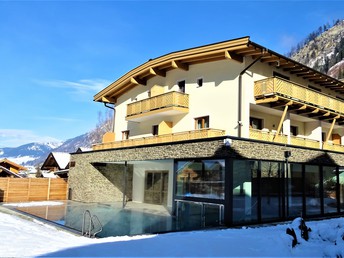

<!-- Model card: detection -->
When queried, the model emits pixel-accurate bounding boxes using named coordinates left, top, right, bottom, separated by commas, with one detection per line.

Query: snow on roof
left=0, top=166, right=23, bottom=178
left=51, top=152, right=71, bottom=169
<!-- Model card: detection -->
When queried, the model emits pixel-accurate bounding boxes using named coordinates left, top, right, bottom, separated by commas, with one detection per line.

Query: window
left=250, top=117, right=263, bottom=130
left=178, top=80, right=185, bottom=93
left=152, top=125, right=159, bottom=136
left=176, top=159, right=225, bottom=200
left=144, top=170, right=168, bottom=205
left=290, top=126, right=298, bottom=136
left=273, top=71, right=290, bottom=81
left=122, top=130, right=129, bottom=140
left=195, top=116, right=209, bottom=129
left=197, top=78, right=203, bottom=87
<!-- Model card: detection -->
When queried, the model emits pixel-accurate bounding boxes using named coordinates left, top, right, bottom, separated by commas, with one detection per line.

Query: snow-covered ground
left=0, top=203, right=343, bottom=257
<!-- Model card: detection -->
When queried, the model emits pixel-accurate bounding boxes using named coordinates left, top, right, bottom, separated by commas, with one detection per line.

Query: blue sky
left=0, top=0, right=343, bottom=147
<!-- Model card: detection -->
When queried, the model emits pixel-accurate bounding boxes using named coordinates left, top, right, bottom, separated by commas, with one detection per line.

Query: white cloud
left=35, top=78, right=111, bottom=101
left=0, top=129, right=60, bottom=148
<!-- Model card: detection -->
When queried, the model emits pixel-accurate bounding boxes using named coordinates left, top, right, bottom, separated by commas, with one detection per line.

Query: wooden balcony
left=93, top=128, right=225, bottom=151
left=250, top=128, right=344, bottom=153
left=126, top=91, right=189, bottom=122
left=254, top=77, right=344, bottom=121
left=249, top=128, right=288, bottom=144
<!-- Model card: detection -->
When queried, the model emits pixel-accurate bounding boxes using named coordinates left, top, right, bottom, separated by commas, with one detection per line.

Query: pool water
left=8, top=201, right=221, bottom=238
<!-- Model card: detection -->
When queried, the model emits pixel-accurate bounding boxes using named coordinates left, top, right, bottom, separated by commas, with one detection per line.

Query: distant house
left=0, top=159, right=27, bottom=178
left=76, top=147, right=92, bottom=153
left=41, top=152, right=71, bottom=178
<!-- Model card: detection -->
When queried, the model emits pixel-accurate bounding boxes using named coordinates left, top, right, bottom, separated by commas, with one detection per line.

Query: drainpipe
left=238, top=52, right=265, bottom=137
left=104, top=103, right=116, bottom=132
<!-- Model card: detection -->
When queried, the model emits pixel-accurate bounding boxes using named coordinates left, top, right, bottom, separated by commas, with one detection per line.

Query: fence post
left=28, top=178, right=31, bottom=202
left=47, top=178, right=51, bottom=201
left=5, top=178, right=10, bottom=202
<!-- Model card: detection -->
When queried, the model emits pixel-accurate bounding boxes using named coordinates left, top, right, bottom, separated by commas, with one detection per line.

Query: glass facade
left=261, top=161, right=283, bottom=221
left=287, top=164, right=303, bottom=218
left=176, top=159, right=225, bottom=199
left=175, top=158, right=344, bottom=228
left=304, top=165, right=321, bottom=216
left=232, top=160, right=258, bottom=223
left=322, top=166, right=337, bottom=214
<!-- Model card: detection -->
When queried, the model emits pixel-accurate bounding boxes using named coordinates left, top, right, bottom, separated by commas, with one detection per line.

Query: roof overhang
left=94, top=36, right=344, bottom=104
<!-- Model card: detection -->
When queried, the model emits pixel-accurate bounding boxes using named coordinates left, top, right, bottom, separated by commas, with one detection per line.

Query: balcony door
left=144, top=170, right=168, bottom=205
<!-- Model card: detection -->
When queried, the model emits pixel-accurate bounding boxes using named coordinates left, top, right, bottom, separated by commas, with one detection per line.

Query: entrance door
left=144, top=171, right=168, bottom=205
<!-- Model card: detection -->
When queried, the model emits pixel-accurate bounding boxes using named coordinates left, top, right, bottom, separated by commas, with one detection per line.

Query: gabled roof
left=94, top=36, right=344, bottom=104
left=41, top=152, right=71, bottom=170
left=0, top=166, right=23, bottom=178
left=0, top=158, right=28, bottom=171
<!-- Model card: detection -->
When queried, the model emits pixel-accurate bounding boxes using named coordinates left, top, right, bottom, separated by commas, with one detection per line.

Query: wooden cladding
left=0, top=178, right=68, bottom=203
left=126, top=91, right=189, bottom=118
left=93, top=128, right=225, bottom=150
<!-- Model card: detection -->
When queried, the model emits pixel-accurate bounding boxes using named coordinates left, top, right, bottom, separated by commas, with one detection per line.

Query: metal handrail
left=82, top=210, right=103, bottom=238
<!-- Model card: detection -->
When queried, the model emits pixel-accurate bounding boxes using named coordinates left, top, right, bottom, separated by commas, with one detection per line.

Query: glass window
left=197, top=78, right=203, bottom=87
left=178, top=80, right=185, bottom=93
left=339, top=167, right=344, bottom=212
left=323, top=166, right=338, bottom=214
left=249, top=117, right=263, bottom=130
left=305, top=165, right=321, bottom=216
left=287, top=163, right=303, bottom=218
left=195, top=116, right=209, bottom=129
left=233, top=160, right=258, bottom=223
left=261, top=161, right=283, bottom=221
left=176, top=159, right=224, bottom=200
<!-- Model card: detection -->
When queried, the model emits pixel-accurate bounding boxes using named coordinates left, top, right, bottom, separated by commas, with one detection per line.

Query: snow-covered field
left=0, top=203, right=343, bottom=257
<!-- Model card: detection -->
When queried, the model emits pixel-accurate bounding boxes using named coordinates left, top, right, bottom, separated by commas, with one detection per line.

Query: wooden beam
left=224, top=51, right=243, bottom=63
left=149, top=67, right=166, bottom=77
left=274, top=105, right=289, bottom=141
left=130, top=77, right=146, bottom=86
left=101, top=96, right=116, bottom=103
left=171, top=60, right=189, bottom=71
left=270, top=100, right=293, bottom=108
left=325, top=118, right=337, bottom=142
left=255, top=96, right=279, bottom=104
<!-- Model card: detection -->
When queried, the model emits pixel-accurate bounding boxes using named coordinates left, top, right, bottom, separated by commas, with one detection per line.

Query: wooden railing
left=254, top=77, right=344, bottom=115
left=126, top=91, right=189, bottom=117
left=290, top=135, right=321, bottom=149
left=93, top=128, right=225, bottom=150
left=250, top=128, right=344, bottom=153
left=323, top=142, right=344, bottom=153
left=249, top=128, right=288, bottom=144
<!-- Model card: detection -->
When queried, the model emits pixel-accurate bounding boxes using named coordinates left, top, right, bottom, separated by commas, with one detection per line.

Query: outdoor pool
left=3, top=200, right=220, bottom=238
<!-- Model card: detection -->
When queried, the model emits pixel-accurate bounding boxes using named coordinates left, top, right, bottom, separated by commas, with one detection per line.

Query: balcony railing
left=323, top=142, right=344, bottom=153
left=254, top=77, right=344, bottom=115
left=126, top=91, right=189, bottom=118
left=250, top=128, right=344, bottom=153
left=93, top=128, right=225, bottom=151
left=249, top=128, right=288, bottom=144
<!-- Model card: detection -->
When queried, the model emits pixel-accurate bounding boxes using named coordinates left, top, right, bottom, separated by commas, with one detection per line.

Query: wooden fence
left=0, top=178, right=68, bottom=203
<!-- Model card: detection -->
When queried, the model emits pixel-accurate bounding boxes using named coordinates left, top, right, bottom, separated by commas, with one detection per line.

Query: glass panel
left=233, top=160, right=258, bottom=224
left=323, top=166, right=337, bottom=214
left=340, top=168, right=344, bottom=212
left=261, top=161, right=283, bottom=221
left=204, top=204, right=222, bottom=226
left=176, top=201, right=202, bottom=229
left=305, top=165, right=321, bottom=216
left=287, top=163, right=303, bottom=218
left=176, top=159, right=225, bottom=200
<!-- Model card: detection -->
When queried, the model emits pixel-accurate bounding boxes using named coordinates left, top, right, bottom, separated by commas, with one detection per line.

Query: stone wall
left=69, top=137, right=344, bottom=202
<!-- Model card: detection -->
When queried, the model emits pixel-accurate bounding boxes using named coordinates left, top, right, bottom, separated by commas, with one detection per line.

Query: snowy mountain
left=289, top=19, right=344, bottom=80
left=0, top=142, right=62, bottom=168
left=0, top=115, right=112, bottom=168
